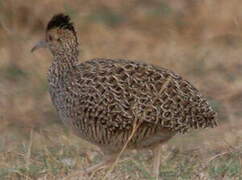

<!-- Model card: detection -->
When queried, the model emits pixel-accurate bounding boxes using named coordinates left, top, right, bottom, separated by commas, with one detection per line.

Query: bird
left=32, top=14, right=217, bottom=179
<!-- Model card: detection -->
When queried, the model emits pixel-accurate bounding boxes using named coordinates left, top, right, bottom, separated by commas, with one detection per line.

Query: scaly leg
left=152, top=143, right=163, bottom=180
left=84, top=154, right=116, bottom=175
left=63, top=154, right=117, bottom=179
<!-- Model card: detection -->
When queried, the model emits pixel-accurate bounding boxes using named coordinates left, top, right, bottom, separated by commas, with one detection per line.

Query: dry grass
left=0, top=0, right=242, bottom=179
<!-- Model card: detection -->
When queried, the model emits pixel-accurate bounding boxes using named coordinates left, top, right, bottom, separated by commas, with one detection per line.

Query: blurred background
left=0, top=0, right=242, bottom=179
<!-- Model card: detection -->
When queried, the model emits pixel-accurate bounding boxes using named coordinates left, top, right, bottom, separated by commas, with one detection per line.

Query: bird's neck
left=48, top=52, right=78, bottom=84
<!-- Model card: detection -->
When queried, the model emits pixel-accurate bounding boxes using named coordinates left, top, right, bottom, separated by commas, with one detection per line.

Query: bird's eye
left=48, top=35, right=53, bottom=41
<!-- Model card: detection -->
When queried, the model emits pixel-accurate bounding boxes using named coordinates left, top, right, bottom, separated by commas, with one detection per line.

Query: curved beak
left=31, top=40, right=48, bottom=53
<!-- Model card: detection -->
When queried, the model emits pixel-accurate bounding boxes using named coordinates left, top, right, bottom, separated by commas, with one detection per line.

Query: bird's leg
left=63, top=154, right=117, bottom=179
left=152, top=143, right=163, bottom=180
left=84, top=154, right=116, bottom=175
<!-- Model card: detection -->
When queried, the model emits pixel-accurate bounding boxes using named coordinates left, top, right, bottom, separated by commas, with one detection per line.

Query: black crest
left=47, top=14, right=75, bottom=33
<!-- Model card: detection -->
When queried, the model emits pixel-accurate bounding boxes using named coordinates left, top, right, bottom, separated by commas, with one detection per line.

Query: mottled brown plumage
left=32, top=14, right=217, bottom=179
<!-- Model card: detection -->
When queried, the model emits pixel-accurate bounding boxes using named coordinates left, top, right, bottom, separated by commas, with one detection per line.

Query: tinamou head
left=32, top=14, right=79, bottom=56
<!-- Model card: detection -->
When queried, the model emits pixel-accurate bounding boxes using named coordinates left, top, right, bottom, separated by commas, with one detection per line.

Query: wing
left=71, top=58, right=217, bottom=133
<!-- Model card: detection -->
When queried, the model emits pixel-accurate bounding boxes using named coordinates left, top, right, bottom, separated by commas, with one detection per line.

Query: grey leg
left=152, top=143, right=163, bottom=180
left=84, top=154, right=116, bottom=175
